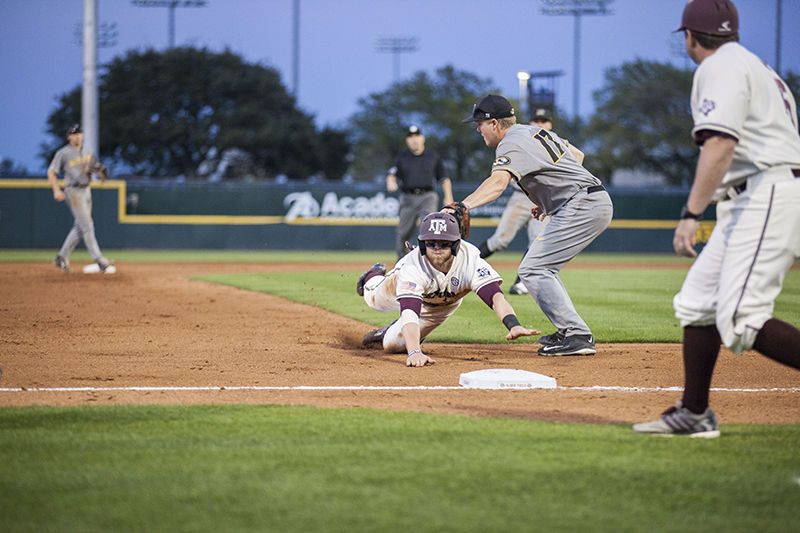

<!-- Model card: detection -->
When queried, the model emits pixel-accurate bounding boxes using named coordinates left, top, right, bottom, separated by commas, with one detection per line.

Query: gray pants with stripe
left=59, top=186, right=105, bottom=262
left=518, top=189, right=613, bottom=337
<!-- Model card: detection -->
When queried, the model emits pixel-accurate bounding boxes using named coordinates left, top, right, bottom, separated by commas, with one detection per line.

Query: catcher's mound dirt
left=1, top=262, right=798, bottom=424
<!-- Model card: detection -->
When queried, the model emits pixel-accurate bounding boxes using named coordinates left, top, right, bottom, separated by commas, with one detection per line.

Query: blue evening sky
left=1, top=0, right=797, bottom=172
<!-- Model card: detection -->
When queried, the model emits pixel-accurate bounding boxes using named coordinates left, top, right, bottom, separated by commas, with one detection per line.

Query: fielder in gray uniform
left=48, top=124, right=114, bottom=273
left=458, top=95, right=613, bottom=356
left=477, top=109, right=585, bottom=296
left=634, top=0, right=800, bottom=437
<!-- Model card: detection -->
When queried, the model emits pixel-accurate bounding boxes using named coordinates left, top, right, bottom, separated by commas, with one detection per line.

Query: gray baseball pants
left=518, top=188, right=613, bottom=336
left=59, top=185, right=105, bottom=262
left=396, top=190, right=438, bottom=258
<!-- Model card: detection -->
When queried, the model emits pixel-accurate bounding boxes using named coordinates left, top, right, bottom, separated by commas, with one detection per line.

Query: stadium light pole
left=517, top=71, right=531, bottom=121
left=539, top=0, right=613, bottom=118
left=82, top=0, right=99, bottom=160
left=374, top=36, right=418, bottom=82
left=131, top=0, right=208, bottom=48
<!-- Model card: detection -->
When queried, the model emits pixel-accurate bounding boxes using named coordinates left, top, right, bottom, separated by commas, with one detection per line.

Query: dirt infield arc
left=1, top=262, right=798, bottom=425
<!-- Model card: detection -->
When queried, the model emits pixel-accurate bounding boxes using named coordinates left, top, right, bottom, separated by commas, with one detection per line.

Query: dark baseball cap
left=675, top=0, right=739, bottom=36
left=462, top=95, right=515, bottom=123
left=530, top=108, right=552, bottom=122
left=66, top=124, right=82, bottom=135
left=406, top=125, right=422, bottom=136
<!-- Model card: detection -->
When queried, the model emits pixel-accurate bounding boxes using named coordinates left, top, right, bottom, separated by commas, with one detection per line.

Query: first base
left=459, top=369, right=557, bottom=389
left=82, top=263, right=117, bottom=274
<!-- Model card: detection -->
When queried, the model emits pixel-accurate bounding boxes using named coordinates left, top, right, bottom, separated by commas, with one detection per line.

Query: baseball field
left=1, top=250, right=799, bottom=531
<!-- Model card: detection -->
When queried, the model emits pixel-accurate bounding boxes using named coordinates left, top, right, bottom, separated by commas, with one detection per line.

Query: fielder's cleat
left=633, top=401, right=720, bottom=438
left=362, top=320, right=396, bottom=346
left=53, top=255, right=71, bottom=272
left=509, top=279, right=529, bottom=295
left=537, top=331, right=565, bottom=346
left=356, top=263, right=386, bottom=296
left=97, top=258, right=116, bottom=274
left=538, top=334, right=596, bottom=356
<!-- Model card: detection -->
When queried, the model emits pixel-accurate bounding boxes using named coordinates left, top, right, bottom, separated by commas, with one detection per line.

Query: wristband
left=502, top=314, right=521, bottom=331
left=408, top=349, right=422, bottom=357
left=680, top=205, right=702, bottom=221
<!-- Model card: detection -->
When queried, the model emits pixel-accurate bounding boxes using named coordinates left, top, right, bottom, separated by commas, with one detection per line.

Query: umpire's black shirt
left=390, top=150, right=446, bottom=192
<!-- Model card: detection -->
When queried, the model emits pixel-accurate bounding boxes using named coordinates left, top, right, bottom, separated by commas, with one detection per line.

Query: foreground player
left=456, top=95, right=613, bottom=356
left=634, top=0, right=800, bottom=437
left=357, top=212, right=539, bottom=367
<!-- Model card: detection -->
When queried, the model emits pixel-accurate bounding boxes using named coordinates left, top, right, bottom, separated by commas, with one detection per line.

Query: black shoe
left=362, top=320, right=396, bottom=346
left=357, top=263, right=386, bottom=296
left=538, top=331, right=565, bottom=346
left=538, top=334, right=596, bottom=356
left=53, top=255, right=71, bottom=272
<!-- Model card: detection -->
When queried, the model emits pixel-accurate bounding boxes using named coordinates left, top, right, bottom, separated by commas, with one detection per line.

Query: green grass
left=4, top=250, right=799, bottom=532
left=195, top=263, right=800, bottom=344
left=2, top=405, right=798, bottom=533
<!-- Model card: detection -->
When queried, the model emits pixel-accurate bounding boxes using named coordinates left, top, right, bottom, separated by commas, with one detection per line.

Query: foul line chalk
left=0, top=385, right=799, bottom=393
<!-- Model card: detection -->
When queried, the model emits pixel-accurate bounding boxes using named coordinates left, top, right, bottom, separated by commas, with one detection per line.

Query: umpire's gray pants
left=518, top=189, right=613, bottom=337
left=396, top=191, right=438, bottom=258
left=59, top=186, right=105, bottom=262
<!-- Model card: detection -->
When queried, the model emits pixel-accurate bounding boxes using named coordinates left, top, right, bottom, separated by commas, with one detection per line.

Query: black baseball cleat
left=538, top=334, right=596, bottom=356
left=356, top=263, right=386, bottom=296
left=537, top=331, right=565, bottom=346
left=362, top=320, right=396, bottom=346
left=53, top=255, right=71, bottom=272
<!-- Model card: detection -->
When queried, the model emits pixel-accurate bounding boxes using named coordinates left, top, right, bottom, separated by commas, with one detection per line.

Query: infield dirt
left=1, top=261, right=798, bottom=424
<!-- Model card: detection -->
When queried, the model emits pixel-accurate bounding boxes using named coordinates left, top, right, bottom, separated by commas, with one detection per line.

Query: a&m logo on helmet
left=429, top=219, right=448, bottom=235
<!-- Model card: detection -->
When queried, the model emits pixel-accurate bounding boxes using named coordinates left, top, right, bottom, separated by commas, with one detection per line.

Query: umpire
left=386, top=125, right=453, bottom=258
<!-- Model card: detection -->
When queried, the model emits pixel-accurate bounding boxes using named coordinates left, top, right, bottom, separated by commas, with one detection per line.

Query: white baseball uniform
left=363, top=241, right=502, bottom=352
left=674, top=41, right=800, bottom=353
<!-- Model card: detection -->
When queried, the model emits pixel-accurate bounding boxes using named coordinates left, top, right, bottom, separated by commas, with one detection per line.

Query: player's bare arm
left=47, top=168, right=65, bottom=202
left=490, top=292, right=540, bottom=340
left=567, top=144, right=585, bottom=165
left=462, top=170, right=512, bottom=210
left=401, top=321, right=435, bottom=367
left=674, top=135, right=736, bottom=257
left=441, top=177, right=454, bottom=206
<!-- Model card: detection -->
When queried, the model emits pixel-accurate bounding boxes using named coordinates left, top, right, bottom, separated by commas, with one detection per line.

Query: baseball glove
left=442, top=201, right=470, bottom=239
left=96, top=163, right=109, bottom=182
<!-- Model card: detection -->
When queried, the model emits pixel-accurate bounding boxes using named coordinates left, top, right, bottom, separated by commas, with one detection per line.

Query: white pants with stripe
left=674, top=168, right=800, bottom=354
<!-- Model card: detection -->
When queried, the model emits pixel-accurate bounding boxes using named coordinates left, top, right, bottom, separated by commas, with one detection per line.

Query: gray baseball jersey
left=491, top=124, right=601, bottom=214
left=48, top=145, right=102, bottom=187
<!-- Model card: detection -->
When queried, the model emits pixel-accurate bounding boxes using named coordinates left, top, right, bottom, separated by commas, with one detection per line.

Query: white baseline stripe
left=0, top=385, right=799, bottom=393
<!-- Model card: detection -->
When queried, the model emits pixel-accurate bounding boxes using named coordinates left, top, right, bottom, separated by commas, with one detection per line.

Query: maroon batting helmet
left=418, top=212, right=461, bottom=257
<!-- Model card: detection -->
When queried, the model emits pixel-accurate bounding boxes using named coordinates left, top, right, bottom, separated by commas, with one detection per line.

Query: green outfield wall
left=0, top=178, right=715, bottom=252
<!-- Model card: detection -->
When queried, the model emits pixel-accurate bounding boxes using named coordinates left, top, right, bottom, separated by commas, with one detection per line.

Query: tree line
left=15, top=47, right=800, bottom=186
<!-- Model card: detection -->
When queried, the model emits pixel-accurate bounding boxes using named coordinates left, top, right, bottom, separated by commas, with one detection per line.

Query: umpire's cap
left=66, top=124, right=82, bottom=136
left=675, top=0, right=738, bottom=36
left=463, top=95, right=515, bottom=123
left=530, top=108, right=552, bottom=123
left=418, top=212, right=460, bottom=242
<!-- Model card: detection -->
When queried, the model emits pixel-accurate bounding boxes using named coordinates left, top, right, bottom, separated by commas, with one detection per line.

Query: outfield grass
left=2, top=405, right=798, bottom=533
